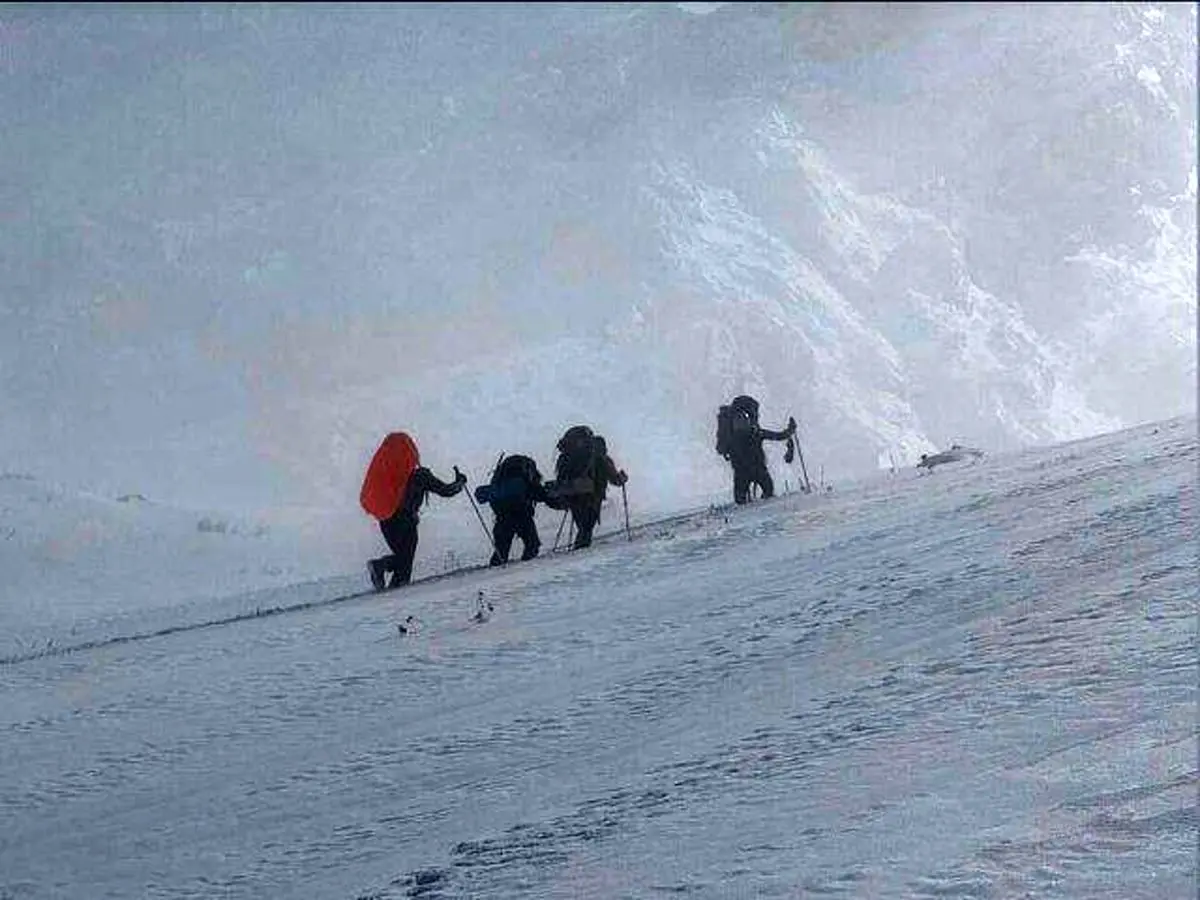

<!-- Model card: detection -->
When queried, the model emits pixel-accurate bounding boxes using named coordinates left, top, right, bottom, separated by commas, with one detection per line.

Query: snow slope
left=0, top=475, right=362, bottom=663
left=3, top=4, right=1194, bottom=518
left=1, top=416, right=1194, bottom=898
left=0, top=463, right=706, bottom=665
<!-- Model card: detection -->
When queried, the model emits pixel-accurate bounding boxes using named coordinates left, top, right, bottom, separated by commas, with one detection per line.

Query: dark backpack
left=494, top=454, right=539, bottom=485
left=482, top=454, right=540, bottom=508
left=552, top=425, right=600, bottom=497
left=715, top=400, right=757, bottom=457
left=731, top=394, right=760, bottom=421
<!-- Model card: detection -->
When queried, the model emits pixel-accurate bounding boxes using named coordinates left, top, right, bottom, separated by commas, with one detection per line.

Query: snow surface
left=0, top=475, right=359, bottom=664
left=3, top=4, right=1195, bottom=522
left=2, top=416, right=1194, bottom=898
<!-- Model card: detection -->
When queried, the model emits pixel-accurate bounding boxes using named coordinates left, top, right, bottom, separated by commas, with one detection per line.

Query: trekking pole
left=462, top=473, right=498, bottom=556
left=552, top=509, right=569, bottom=552
left=795, top=439, right=812, bottom=493
left=621, top=482, right=632, bottom=541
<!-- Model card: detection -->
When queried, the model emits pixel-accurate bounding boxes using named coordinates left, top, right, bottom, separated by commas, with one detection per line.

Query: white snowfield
left=1, top=416, right=1195, bottom=899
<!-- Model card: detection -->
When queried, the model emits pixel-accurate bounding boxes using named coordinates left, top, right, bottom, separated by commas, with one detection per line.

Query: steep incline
left=2, top=416, right=1193, bottom=899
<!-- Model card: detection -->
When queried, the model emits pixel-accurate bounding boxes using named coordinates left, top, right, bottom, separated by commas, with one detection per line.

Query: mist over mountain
left=3, top=3, right=1194, bottom=534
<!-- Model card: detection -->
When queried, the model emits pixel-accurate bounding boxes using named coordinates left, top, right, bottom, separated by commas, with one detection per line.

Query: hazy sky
left=3, top=3, right=1194, bottom=520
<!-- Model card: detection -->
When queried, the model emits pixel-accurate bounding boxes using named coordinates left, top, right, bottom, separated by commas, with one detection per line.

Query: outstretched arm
left=529, top=472, right=553, bottom=505
left=759, top=416, right=797, bottom=442
left=421, top=466, right=467, bottom=498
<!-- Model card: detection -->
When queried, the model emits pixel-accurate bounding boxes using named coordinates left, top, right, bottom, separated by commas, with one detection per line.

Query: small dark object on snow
left=397, top=615, right=416, bottom=636
left=917, top=445, right=985, bottom=473
left=471, top=590, right=494, bottom=623
left=409, top=868, right=447, bottom=891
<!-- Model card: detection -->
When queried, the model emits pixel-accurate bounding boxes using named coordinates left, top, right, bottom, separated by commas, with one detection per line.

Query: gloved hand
left=616, top=469, right=628, bottom=486
left=541, top=480, right=567, bottom=510
left=787, top=416, right=797, bottom=434
left=453, top=465, right=467, bottom=486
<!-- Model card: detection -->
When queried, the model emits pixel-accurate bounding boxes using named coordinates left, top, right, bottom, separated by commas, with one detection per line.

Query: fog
left=3, top=3, right=1194, bottom=545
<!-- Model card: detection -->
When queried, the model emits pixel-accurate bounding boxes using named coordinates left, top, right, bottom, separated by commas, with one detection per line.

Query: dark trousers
left=375, top=514, right=419, bottom=587
left=568, top=499, right=601, bottom=549
left=490, top=509, right=540, bottom=566
left=732, top=461, right=774, bottom=505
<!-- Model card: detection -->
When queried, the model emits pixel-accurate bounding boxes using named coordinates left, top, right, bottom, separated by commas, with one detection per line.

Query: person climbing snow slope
left=360, top=431, right=467, bottom=590
left=475, top=453, right=552, bottom=566
left=546, top=426, right=627, bottom=550
left=715, top=395, right=796, bottom=504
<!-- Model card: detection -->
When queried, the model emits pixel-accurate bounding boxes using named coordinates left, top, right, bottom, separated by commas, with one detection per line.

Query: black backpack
left=494, top=454, right=539, bottom=485
left=731, top=395, right=760, bottom=420
left=472, top=454, right=541, bottom=507
left=716, top=397, right=758, bottom=457
left=488, top=454, right=540, bottom=507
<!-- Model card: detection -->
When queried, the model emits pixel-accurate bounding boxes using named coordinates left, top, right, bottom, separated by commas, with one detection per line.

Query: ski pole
left=795, top=439, right=812, bottom=493
left=552, top=509, right=569, bottom=552
left=462, top=472, right=498, bottom=556
left=621, top=482, right=632, bottom=541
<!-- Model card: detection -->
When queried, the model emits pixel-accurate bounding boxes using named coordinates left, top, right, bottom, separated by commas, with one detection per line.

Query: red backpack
left=360, top=432, right=420, bottom=520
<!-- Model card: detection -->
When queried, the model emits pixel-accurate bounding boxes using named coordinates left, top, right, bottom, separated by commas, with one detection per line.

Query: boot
left=368, top=559, right=386, bottom=592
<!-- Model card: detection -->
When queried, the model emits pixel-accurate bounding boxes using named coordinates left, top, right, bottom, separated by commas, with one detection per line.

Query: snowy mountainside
left=1, top=415, right=1194, bottom=898
left=2, top=3, right=1193, bottom=521
left=0, top=448, right=718, bottom=664
left=283, top=2, right=1193, bottom=514
left=0, top=473, right=351, bottom=660
left=635, top=129, right=1113, bottom=472
left=251, top=333, right=746, bottom=520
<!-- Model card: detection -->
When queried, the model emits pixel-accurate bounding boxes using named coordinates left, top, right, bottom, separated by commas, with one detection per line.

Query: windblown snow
left=2, top=417, right=1194, bottom=898
left=1, top=4, right=1196, bottom=895
left=1, top=3, right=1194, bottom=522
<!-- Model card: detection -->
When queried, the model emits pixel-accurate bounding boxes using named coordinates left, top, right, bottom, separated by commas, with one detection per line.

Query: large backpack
left=481, top=454, right=540, bottom=508
left=360, top=432, right=420, bottom=520
left=554, top=425, right=598, bottom=496
left=494, top=453, right=539, bottom=484
left=716, top=396, right=758, bottom=457
left=731, top=394, right=760, bottom=421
